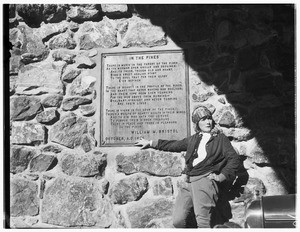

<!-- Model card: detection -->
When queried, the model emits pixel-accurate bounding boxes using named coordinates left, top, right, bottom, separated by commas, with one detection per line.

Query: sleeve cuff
left=151, top=140, right=158, bottom=148
left=218, top=173, right=227, bottom=182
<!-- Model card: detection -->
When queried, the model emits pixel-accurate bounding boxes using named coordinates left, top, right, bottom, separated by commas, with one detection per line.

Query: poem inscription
left=101, top=50, right=189, bottom=146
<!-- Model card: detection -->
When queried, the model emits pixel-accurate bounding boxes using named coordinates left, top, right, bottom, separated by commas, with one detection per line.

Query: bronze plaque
left=100, top=50, right=190, bottom=146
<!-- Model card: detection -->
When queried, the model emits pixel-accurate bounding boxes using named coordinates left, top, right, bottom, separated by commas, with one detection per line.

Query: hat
left=192, top=106, right=212, bottom=124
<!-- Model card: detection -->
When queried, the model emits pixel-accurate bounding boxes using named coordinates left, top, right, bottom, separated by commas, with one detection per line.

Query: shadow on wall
left=133, top=4, right=295, bottom=194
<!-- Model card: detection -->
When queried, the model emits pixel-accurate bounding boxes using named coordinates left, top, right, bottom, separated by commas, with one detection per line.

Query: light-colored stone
left=49, top=113, right=88, bottom=148
left=116, top=150, right=185, bottom=177
left=15, top=62, right=64, bottom=95
left=10, top=178, right=39, bottom=217
left=60, top=151, right=106, bottom=177
left=41, top=177, right=114, bottom=227
left=109, top=175, right=149, bottom=204
left=11, top=122, right=45, bottom=145
left=127, top=198, right=174, bottom=228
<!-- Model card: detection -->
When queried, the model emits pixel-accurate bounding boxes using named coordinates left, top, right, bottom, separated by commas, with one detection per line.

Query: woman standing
left=135, top=106, right=241, bottom=228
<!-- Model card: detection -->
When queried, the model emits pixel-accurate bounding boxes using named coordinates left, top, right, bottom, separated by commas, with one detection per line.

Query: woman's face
left=198, top=116, right=213, bottom=133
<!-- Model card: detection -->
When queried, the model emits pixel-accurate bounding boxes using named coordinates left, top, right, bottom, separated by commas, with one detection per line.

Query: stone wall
left=7, top=4, right=295, bottom=228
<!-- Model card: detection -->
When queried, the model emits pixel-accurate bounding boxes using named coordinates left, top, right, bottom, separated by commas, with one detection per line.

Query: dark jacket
left=152, top=132, right=240, bottom=182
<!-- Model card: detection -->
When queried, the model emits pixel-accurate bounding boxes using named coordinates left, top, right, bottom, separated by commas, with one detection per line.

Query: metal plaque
left=100, top=50, right=190, bottom=146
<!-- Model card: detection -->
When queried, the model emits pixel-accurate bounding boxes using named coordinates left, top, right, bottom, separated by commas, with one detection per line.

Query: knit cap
left=191, top=106, right=212, bottom=124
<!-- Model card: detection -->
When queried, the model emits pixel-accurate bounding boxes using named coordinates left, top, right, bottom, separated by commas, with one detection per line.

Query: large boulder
left=41, top=177, right=115, bottom=227
left=15, top=61, right=65, bottom=95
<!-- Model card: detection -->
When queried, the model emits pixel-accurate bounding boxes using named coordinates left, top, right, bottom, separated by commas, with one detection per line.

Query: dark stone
left=211, top=55, right=235, bottom=72
left=116, top=150, right=184, bottom=177
left=36, top=109, right=59, bottom=124
left=235, top=46, right=260, bottom=71
left=43, top=4, right=67, bottom=23
left=49, top=113, right=88, bottom=149
left=127, top=198, right=174, bottom=228
left=109, top=175, right=149, bottom=204
left=62, top=96, right=92, bottom=111
left=29, top=154, right=57, bottom=172
left=165, top=8, right=213, bottom=44
left=41, top=177, right=115, bottom=227
left=10, top=146, right=36, bottom=174
left=60, top=152, right=106, bottom=177
left=244, top=68, right=284, bottom=96
left=10, top=178, right=39, bottom=217
left=187, top=44, right=215, bottom=66
left=41, top=94, right=63, bottom=108
left=10, top=96, right=42, bottom=121
left=16, top=4, right=43, bottom=27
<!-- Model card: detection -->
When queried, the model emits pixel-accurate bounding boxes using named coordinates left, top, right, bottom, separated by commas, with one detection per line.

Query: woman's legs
left=190, top=178, right=219, bottom=228
left=172, top=185, right=194, bottom=228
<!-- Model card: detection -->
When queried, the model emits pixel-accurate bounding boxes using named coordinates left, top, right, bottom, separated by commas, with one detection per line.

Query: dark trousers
left=172, top=176, right=219, bottom=228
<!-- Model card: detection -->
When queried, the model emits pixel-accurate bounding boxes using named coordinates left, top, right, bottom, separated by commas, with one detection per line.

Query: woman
left=135, top=106, right=241, bottom=228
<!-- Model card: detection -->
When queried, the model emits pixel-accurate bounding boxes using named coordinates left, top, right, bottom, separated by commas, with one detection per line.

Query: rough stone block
left=49, top=113, right=88, bottom=148
left=153, top=177, right=173, bottom=196
left=61, top=65, right=81, bottom=82
left=41, top=94, right=63, bottom=108
left=10, top=146, right=36, bottom=173
left=121, top=16, right=167, bottom=48
left=116, top=150, right=184, bottom=176
left=62, top=96, right=92, bottom=111
left=67, top=5, right=100, bottom=22
left=10, top=178, right=39, bottom=217
left=11, top=122, right=45, bottom=145
left=109, top=175, right=149, bottom=204
left=36, top=109, right=59, bottom=124
left=69, top=75, right=96, bottom=96
left=10, top=96, right=42, bottom=121
left=77, top=19, right=117, bottom=50
left=29, top=154, right=57, bottom=172
left=41, top=177, right=114, bottom=227
left=16, top=62, right=64, bottom=95
left=48, top=31, right=77, bottom=50
left=127, top=198, right=174, bottom=228
left=60, top=151, right=106, bottom=177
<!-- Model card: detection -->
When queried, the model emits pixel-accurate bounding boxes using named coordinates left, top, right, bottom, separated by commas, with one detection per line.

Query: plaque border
left=100, top=50, right=190, bottom=147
